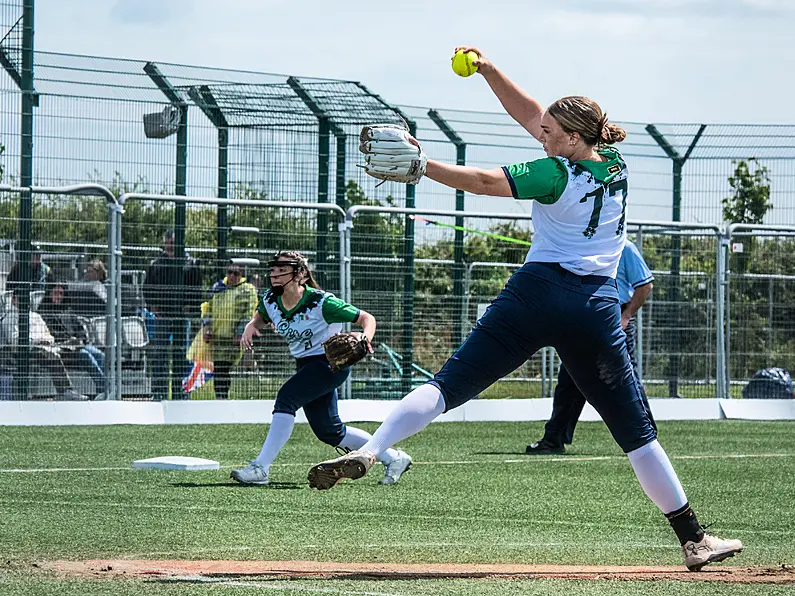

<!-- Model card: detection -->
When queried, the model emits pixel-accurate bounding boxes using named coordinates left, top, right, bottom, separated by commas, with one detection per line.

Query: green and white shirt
left=502, top=146, right=629, bottom=277
left=256, top=287, right=360, bottom=359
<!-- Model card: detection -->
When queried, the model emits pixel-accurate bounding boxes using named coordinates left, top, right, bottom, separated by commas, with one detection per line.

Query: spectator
left=200, top=262, right=258, bottom=400
left=39, top=280, right=106, bottom=400
left=0, top=293, right=89, bottom=401
left=69, top=258, right=108, bottom=318
left=7, top=241, right=50, bottom=296
left=143, top=229, right=202, bottom=401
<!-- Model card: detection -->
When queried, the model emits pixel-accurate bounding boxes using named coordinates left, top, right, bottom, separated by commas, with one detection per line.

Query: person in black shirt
left=143, top=230, right=202, bottom=401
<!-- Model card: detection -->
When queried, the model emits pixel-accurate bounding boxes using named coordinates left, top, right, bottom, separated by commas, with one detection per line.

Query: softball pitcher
left=308, top=48, right=742, bottom=572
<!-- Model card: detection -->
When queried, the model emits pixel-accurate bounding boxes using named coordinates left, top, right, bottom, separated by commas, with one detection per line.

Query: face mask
left=268, top=259, right=301, bottom=296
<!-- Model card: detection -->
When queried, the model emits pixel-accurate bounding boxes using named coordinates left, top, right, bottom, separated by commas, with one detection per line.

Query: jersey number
left=580, top=179, right=628, bottom=239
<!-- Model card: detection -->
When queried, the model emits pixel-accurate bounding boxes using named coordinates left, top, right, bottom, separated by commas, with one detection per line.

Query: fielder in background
left=232, top=251, right=412, bottom=486
left=527, top=239, right=654, bottom=454
left=308, top=47, right=742, bottom=572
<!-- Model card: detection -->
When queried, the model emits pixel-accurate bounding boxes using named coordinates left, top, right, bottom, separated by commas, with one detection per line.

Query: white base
left=131, top=456, right=220, bottom=471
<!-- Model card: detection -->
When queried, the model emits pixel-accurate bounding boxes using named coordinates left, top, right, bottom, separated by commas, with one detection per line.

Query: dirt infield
left=44, top=559, right=795, bottom=584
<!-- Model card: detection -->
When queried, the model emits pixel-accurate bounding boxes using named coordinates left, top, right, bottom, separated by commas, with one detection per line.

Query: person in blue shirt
left=526, top=240, right=654, bottom=454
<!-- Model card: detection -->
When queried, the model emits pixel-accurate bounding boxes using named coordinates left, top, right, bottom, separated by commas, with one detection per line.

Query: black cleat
left=525, top=439, right=566, bottom=455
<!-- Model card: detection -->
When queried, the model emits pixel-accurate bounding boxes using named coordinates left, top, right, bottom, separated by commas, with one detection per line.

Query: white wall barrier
left=719, top=399, right=795, bottom=420
left=2, top=398, right=794, bottom=426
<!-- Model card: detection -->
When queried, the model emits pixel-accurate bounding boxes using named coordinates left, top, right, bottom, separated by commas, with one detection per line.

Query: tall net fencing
left=725, top=226, right=795, bottom=397
left=0, top=48, right=794, bottom=400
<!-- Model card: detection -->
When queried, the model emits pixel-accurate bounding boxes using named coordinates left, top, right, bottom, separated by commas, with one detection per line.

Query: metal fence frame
left=2, top=184, right=793, bottom=402
left=724, top=223, right=795, bottom=396
left=631, top=221, right=725, bottom=398
left=117, top=192, right=346, bottom=401
left=343, top=205, right=535, bottom=397
left=342, top=207, right=730, bottom=399
left=0, top=183, right=122, bottom=399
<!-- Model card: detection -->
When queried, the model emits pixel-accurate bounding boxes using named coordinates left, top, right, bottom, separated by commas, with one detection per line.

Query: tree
left=722, top=159, right=772, bottom=225
left=722, top=159, right=772, bottom=276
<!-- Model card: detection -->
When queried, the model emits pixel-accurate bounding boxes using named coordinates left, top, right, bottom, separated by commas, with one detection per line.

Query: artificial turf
left=1, top=419, right=793, bottom=595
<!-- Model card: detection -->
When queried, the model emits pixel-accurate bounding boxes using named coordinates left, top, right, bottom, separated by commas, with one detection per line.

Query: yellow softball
left=451, top=50, right=479, bottom=78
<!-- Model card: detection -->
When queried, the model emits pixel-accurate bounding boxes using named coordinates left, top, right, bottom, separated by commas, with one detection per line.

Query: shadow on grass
left=171, top=481, right=304, bottom=490
left=472, top=450, right=539, bottom=456
left=472, top=450, right=597, bottom=457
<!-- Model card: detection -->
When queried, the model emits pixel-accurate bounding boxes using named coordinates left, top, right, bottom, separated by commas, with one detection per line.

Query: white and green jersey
left=256, top=287, right=360, bottom=359
left=502, top=146, right=629, bottom=277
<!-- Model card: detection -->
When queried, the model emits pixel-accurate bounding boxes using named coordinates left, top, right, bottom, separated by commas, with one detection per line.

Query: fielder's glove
left=359, top=124, right=427, bottom=185
left=323, top=331, right=371, bottom=373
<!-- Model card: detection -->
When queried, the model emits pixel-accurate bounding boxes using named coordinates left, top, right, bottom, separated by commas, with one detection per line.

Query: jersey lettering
left=276, top=320, right=314, bottom=344
left=581, top=179, right=628, bottom=239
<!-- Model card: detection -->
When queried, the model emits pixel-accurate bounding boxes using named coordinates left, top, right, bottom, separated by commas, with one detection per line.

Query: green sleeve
left=502, top=157, right=568, bottom=204
left=256, top=295, right=271, bottom=323
left=321, top=295, right=360, bottom=324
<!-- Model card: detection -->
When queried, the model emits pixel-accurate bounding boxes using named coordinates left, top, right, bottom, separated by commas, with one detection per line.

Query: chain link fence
left=2, top=186, right=794, bottom=401
left=0, top=43, right=794, bottom=401
left=725, top=224, right=795, bottom=397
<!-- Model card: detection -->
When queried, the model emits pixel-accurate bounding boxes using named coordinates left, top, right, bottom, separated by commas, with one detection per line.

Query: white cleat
left=683, top=533, right=744, bottom=571
left=379, top=450, right=412, bottom=485
left=230, top=462, right=269, bottom=485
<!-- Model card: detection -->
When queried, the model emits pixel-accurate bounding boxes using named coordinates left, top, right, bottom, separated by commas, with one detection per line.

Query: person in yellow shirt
left=202, top=263, right=258, bottom=400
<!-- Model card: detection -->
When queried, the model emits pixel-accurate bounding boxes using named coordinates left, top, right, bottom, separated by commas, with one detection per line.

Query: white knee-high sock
left=253, top=412, right=295, bottom=471
left=627, top=439, right=688, bottom=515
left=359, top=383, right=446, bottom=457
left=337, top=426, right=401, bottom=464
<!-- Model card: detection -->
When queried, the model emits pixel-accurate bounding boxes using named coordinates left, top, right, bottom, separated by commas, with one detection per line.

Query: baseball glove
left=359, top=124, right=427, bottom=185
left=323, top=331, right=371, bottom=373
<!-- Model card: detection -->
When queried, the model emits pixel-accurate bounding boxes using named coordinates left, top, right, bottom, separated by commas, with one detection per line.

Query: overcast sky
left=34, top=0, right=795, bottom=125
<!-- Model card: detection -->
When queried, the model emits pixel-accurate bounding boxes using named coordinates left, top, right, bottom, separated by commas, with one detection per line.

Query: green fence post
left=144, top=62, right=189, bottom=400
left=400, top=120, right=419, bottom=394
left=317, top=116, right=330, bottom=286
left=335, top=132, right=347, bottom=210
left=13, top=0, right=36, bottom=400
left=349, top=82, right=420, bottom=393
left=144, top=61, right=189, bottom=258
left=217, top=127, right=229, bottom=268
left=288, top=77, right=344, bottom=288
left=646, top=124, right=706, bottom=397
left=188, top=85, right=229, bottom=277
left=428, top=109, right=467, bottom=345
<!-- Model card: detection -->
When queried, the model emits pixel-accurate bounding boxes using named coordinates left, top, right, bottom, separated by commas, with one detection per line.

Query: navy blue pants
left=431, top=262, right=657, bottom=453
left=273, top=354, right=350, bottom=446
left=544, top=316, right=656, bottom=447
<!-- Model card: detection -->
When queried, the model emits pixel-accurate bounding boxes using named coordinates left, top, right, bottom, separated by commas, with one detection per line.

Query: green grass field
left=1, top=419, right=794, bottom=595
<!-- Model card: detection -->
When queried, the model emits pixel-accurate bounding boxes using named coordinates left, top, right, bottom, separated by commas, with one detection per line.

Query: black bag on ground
left=741, top=367, right=795, bottom=400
